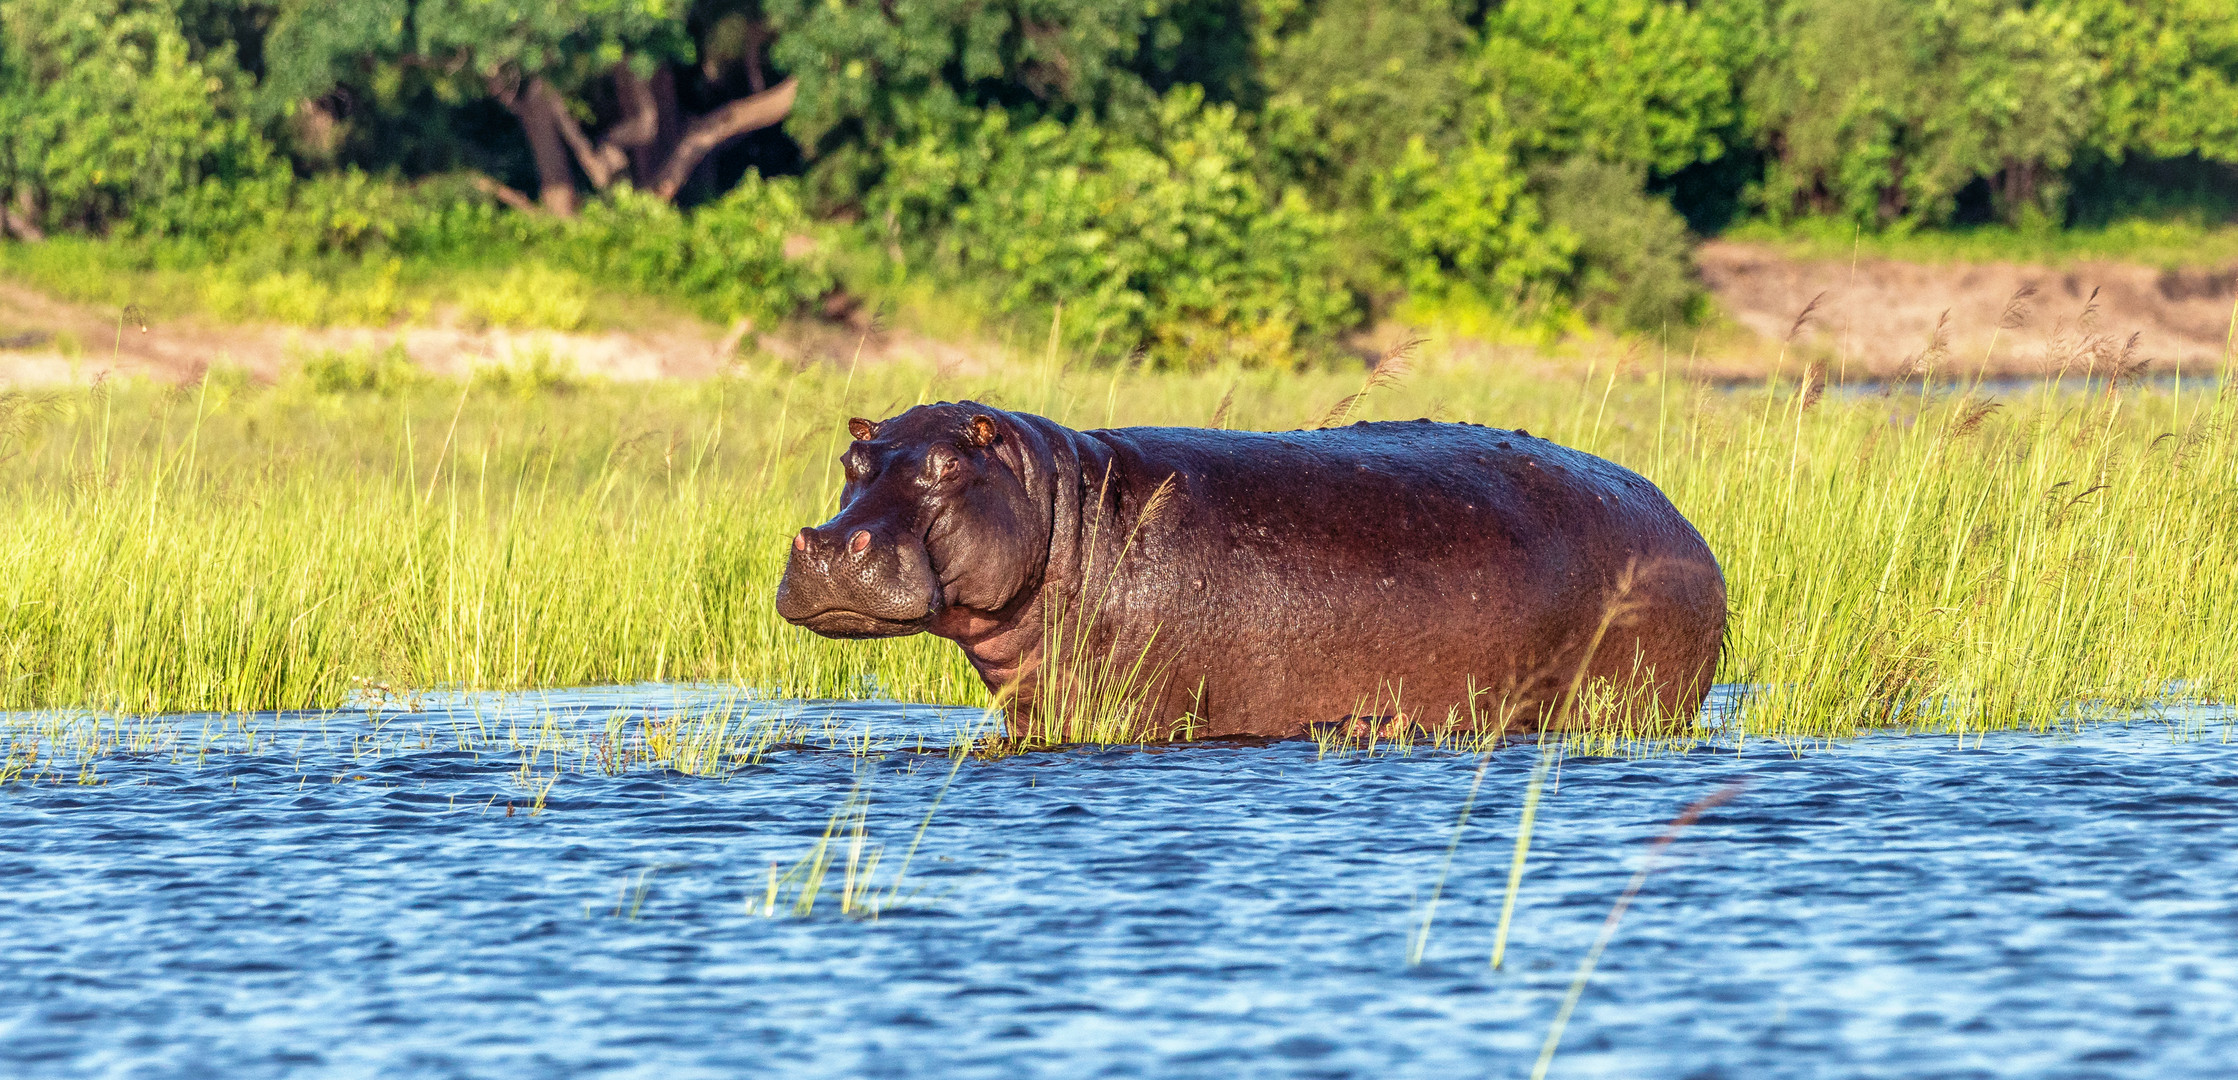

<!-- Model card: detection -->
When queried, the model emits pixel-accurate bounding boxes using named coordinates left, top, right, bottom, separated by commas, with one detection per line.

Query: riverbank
left=3, top=243, right=2231, bottom=388
left=1695, top=240, right=2237, bottom=381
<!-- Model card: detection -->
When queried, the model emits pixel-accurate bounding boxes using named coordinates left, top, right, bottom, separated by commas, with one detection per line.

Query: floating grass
left=1490, top=746, right=1552, bottom=971
left=1531, top=782, right=1745, bottom=1080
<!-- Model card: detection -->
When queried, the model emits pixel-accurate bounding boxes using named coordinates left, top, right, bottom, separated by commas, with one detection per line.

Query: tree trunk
left=495, top=75, right=580, bottom=216
left=1876, top=156, right=1909, bottom=224
left=546, top=63, right=658, bottom=190
left=607, top=64, right=661, bottom=151
left=630, top=67, right=684, bottom=189
left=471, top=175, right=543, bottom=215
left=742, top=23, right=771, bottom=93
left=1994, top=160, right=2039, bottom=223
left=489, top=67, right=796, bottom=214
left=0, top=189, right=44, bottom=242
left=650, top=76, right=798, bottom=202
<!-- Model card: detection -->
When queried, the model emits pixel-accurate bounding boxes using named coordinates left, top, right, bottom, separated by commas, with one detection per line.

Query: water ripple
left=3, top=695, right=2236, bottom=1077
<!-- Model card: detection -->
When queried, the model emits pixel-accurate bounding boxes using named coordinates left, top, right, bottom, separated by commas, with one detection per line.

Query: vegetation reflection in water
left=0, top=308, right=2234, bottom=761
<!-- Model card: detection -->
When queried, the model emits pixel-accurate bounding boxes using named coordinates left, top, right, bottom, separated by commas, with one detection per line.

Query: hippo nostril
left=849, top=530, right=872, bottom=555
left=793, top=529, right=809, bottom=552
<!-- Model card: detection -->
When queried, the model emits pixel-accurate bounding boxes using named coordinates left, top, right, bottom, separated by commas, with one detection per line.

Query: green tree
left=762, top=0, right=1194, bottom=208
left=873, top=88, right=1354, bottom=365
left=0, top=0, right=277, bottom=236
left=264, top=0, right=792, bottom=215
left=1537, top=156, right=1700, bottom=332
left=1746, top=0, right=2097, bottom=226
left=1253, top=0, right=1475, bottom=206
left=2065, top=0, right=2238, bottom=165
left=1372, top=123, right=1575, bottom=305
left=1479, top=0, right=1762, bottom=177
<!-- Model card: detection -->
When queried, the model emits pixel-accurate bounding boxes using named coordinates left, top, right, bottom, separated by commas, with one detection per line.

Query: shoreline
left=3, top=243, right=2233, bottom=389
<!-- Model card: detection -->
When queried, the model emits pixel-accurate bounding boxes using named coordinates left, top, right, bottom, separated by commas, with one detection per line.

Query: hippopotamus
left=775, top=402, right=1726, bottom=740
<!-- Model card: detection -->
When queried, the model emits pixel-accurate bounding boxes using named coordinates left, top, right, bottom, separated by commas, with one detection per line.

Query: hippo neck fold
left=931, top=411, right=1140, bottom=701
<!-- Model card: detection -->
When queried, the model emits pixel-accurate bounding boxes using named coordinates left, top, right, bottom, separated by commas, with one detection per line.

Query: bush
left=560, top=177, right=831, bottom=326
left=474, top=346, right=581, bottom=397
left=1537, top=157, right=1703, bottom=333
left=0, top=0, right=280, bottom=232
left=199, top=259, right=412, bottom=327
left=874, top=89, right=1357, bottom=366
left=297, top=342, right=421, bottom=395
left=101, top=168, right=830, bottom=329
left=1372, top=129, right=1577, bottom=306
left=458, top=264, right=589, bottom=331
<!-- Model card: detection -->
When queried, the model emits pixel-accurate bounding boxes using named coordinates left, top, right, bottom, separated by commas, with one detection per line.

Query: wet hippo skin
left=775, top=402, right=1727, bottom=739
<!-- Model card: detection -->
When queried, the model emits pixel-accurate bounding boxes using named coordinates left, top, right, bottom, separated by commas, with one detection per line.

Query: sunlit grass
left=0, top=685, right=924, bottom=795
left=1, top=329, right=2233, bottom=762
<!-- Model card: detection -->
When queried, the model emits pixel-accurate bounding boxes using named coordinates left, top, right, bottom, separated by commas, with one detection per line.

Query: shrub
left=297, top=342, right=421, bottom=395
left=875, top=89, right=1357, bottom=366
left=1537, top=157, right=1704, bottom=333
left=198, top=259, right=411, bottom=327
left=456, top=263, right=590, bottom=330
left=561, top=176, right=831, bottom=326
left=104, top=168, right=830, bottom=329
left=1372, top=130, right=1577, bottom=306
left=0, top=0, right=280, bottom=232
left=458, top=264, right=590, bottom=331
left=474, top=346, right=580, bottom=397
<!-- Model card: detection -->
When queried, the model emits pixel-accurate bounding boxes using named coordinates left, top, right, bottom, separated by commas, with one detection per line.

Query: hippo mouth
left=783, top=605, right=935, bottom=639
left=774, top=524, right=943, bottom=639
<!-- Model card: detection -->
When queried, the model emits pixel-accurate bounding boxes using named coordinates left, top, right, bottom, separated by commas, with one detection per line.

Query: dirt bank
left=0, top=280, right=745, bottom=384
left=4, top=245, right=2233, bottom=387
left=0, top=280, right=992, bottom=387
left=1695, top=241, right=2237, bottom=381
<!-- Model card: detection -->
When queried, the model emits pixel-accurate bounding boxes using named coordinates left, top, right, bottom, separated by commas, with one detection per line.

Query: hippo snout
left=775, top=523, right=940, bottom=639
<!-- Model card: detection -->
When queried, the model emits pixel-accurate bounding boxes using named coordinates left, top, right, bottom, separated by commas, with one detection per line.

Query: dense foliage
left=1, top=0, right=2234, bottom=361
left=872, top=89, right=1351, bottom=363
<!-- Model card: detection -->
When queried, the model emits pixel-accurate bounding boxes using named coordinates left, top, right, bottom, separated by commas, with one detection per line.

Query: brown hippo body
left=775, top=403, right=1725, bottom=740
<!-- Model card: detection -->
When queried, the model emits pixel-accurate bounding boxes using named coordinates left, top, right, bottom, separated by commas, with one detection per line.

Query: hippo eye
left=925, top=449, right=958, bottom=480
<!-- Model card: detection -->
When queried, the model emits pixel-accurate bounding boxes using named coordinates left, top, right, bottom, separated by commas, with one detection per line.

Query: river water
left=4, top=687, right=2234, bottom=1078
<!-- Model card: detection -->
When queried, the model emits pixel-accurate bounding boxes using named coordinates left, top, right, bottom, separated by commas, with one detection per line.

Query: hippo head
left=776, top=403, right=1046, bottom=640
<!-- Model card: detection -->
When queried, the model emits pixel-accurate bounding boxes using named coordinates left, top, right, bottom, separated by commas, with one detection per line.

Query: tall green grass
left=1, top=338, right=2232, bottom=742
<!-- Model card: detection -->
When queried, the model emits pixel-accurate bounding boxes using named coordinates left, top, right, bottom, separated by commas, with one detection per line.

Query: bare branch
left=536, top=76, right=629, bottom=190
left=471, top=175, right=542, bottom=215
left=492, top=72, right=579, bottom=215
left=606, top=63, right=661, bottom=149
left=651, top=77, right=798, bottom=202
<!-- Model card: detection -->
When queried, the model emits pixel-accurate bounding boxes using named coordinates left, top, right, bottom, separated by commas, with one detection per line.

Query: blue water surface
left=3, top=687, right=2235, bottom=1079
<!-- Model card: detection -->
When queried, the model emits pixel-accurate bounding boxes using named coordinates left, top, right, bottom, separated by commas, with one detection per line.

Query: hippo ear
left=847, top=417, right=878, bottom=441
left=964, top=414, right=999, bottom=448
